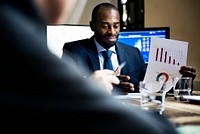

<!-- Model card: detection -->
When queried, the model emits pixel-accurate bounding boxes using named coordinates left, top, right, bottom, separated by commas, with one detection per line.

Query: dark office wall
left=118, top=0, right=144, bottom=30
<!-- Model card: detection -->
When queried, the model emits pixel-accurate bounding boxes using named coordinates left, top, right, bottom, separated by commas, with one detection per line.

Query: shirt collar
left=94, top=37, right=116, bottom=54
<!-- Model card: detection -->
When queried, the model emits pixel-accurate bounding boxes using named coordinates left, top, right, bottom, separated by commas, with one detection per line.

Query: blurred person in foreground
left=62, top=2, right=196, bottom=94
left=0, top=0, right=179, bottom=133
left=36, top=0, right=120, bottom=94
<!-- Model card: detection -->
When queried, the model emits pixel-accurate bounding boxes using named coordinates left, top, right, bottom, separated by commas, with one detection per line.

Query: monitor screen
left=118, top=27, right=170, bottom=63
left=47, top=24, right=93, bottom=58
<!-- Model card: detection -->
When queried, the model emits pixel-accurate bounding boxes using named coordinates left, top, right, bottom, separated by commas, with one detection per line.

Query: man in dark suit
left=0, top=0, right=179, bottom=133
left=62, top=3, right=145, bottom=93
left=62, top=36, right=145, bottom=93
left=62, top=2, right=196, bottom=94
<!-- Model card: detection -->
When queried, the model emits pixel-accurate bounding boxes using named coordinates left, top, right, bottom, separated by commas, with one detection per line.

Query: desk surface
left=164, top=96, right=200, bottom=126
left=116, top=91, right=200, bottom=127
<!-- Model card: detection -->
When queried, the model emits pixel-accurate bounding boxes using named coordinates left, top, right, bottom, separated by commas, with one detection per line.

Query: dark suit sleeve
left=62, top=40, right=88, bottom=64
left=116, top=43, right=147, bottom=92
left=62, top=42, right=76, bottom=60
left=62, top=41, right=93, bottom=77
left=135, top=46, right=147, bottom=81
left=132, top=47, right=147, bottom=92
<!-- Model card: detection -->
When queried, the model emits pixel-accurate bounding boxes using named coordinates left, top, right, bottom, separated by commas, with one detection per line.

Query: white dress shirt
left=94, top=38, right=119, bottom=70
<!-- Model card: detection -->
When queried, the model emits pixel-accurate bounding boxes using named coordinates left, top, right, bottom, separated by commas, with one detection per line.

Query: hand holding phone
left=113, top=62, right=126, bottom=76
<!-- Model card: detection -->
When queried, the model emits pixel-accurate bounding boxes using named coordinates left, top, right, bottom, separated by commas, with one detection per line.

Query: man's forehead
left=99, top=21, right=120, bottom=25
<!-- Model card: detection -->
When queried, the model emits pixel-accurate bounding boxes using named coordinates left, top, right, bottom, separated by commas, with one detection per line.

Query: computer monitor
left=47, top=24, right=93, bottom=58
left=118, top=27, right=170, bottom=63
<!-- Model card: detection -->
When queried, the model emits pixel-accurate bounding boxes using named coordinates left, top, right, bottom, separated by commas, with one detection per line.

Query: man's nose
left=108, top=26, right=116, bottom=34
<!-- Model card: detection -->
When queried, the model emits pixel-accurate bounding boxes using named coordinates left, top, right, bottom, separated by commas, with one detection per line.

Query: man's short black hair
left=91, top=2, right=118, bottom=23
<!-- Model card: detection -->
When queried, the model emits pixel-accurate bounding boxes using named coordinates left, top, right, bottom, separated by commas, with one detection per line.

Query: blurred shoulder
left=63, top=38, right=92, bottom=48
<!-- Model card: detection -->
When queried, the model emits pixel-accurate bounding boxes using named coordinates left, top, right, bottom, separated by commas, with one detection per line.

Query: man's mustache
left=105, top=34, right=118, bottom=38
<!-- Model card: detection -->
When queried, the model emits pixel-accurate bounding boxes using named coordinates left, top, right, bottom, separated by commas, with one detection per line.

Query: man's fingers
left=120, top=82, right=134, bottom=92
left=117, top=75, right=130, bottom=80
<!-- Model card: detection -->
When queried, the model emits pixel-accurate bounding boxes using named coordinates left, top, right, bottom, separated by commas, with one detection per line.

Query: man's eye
left=102, top=25, right=109, bottom=29
left=114, top=24, right=120, bottom=29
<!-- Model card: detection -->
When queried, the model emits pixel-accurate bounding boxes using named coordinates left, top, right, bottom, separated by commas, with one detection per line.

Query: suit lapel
left=85, top=38, right=130, bottom=73
left=86, top=37, right=100, bottom=71
left=115, top=42, right=129, bottom=75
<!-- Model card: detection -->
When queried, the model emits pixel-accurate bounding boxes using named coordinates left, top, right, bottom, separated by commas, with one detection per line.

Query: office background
left=60, top=0, right=200, bottom=90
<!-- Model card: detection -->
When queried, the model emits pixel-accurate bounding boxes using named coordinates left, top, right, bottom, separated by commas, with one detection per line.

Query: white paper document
left=144, top=37, right=188, bottom=92
left=113, top=93, right=141, bottom=100
left=183, top=95, right=200, bottom=101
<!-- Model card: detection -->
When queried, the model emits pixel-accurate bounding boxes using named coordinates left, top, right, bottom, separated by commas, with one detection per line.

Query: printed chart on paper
left=144, top=37, right=188, bottom=92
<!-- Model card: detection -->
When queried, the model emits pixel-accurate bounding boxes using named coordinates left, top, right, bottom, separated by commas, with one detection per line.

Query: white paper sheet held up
left=144, top=37, right=188, bottom=93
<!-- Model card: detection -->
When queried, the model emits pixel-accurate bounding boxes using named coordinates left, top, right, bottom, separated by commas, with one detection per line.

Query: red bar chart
left=155, top=47, right=181, bottom=66
left=144, top=37, right=188, bottom=93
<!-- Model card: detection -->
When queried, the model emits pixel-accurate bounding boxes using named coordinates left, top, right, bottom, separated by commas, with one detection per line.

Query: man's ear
left=89, top=21, right=95, bottom=31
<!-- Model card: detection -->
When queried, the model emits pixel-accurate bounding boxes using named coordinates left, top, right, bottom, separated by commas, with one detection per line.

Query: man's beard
left=95, top=30, right=119, bottom=50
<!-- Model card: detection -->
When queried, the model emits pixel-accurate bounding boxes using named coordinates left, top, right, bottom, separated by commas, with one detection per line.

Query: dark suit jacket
left=0, top=0, right=178, bottom=133
left=62, top=36, right=147, bottom=92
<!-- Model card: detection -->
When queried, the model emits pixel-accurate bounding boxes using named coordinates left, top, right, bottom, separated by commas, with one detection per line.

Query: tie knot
left=102, top=50, right=113, bottom=59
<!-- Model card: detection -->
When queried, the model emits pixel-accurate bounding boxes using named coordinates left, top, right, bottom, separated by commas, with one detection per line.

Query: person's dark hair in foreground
left=0, top=0, right=178, bottom=133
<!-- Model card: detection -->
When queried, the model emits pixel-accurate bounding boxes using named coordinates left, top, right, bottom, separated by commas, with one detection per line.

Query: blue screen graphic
left=118, top=28, right=169, bottom=63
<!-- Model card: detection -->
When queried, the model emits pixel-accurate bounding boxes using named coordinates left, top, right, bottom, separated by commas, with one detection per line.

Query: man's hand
left=179, top=66, right=196, bottom=80
left=90, top=70, right=120, bottom=94
left=117, top=75, right=134, bottom=94
left=112, top=62, right=134, bottom=95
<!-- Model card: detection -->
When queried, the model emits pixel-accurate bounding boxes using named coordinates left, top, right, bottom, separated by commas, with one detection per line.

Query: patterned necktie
left=101, top=50, right=113, bottom=70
